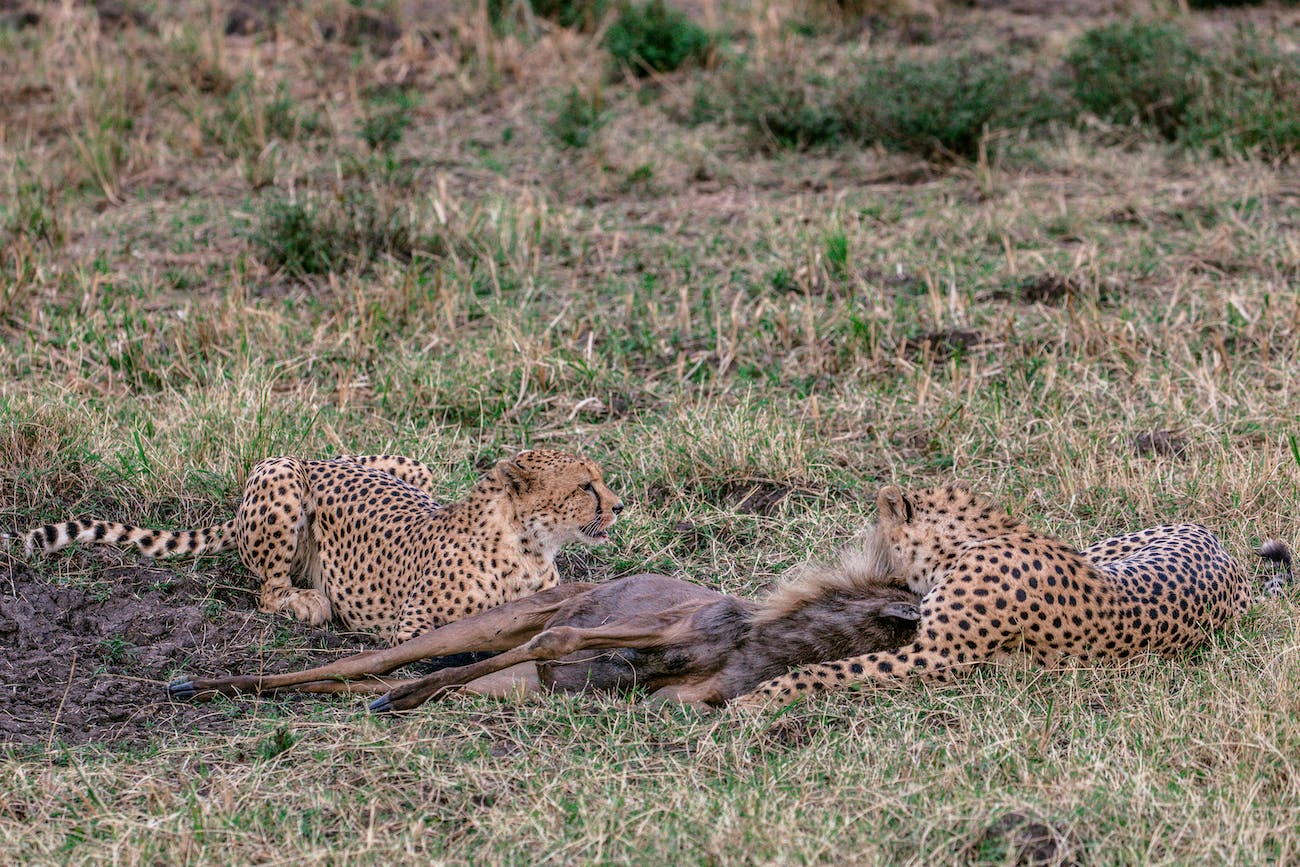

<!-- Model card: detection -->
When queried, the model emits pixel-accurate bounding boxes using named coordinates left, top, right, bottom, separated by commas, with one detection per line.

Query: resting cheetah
left=739, top=482, right=1289, bottom=707
left=19, top=450, right=623, bottom=645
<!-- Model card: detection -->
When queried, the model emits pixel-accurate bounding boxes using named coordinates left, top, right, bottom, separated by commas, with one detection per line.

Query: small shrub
left=720, top=52, right=1049, bottom=160
left=1064, top=21, right=1300, bottom=158
left=1062, top=21, right=1203, bottom=140
left=846, top=52, right=1049, bottom=160
left=727, top=64, right=845, bottom=149
left=532, top=0, right=610, bottom=29
left=250, top=198, right=336, bottom=276
left=548, top=88, right=607, bottom=149
left=604, top=0, right=713, bottom=76
left=1185, top=77, right=1300, bottom=158
left=1181, top=33, right=1300, bottom=158
left=358, top=89, right=419, bottom=152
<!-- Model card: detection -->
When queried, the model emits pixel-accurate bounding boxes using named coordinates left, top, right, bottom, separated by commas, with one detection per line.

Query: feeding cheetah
left=17, top=450, right=623, bottom=645
left=738, top=482, right=1291, bottom=707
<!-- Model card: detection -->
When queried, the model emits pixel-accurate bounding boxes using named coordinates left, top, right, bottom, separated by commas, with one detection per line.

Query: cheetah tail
left=18, top=518, right=239, bottom=560
left=1258, top=540, right=1294, bottom=597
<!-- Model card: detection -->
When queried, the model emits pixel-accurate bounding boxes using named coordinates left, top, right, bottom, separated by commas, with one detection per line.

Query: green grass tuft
left=547, top=87, right=608, bottom=149
left=247, top=191, right=441, bottom=277
left=357, top=88, right=419, bottom=153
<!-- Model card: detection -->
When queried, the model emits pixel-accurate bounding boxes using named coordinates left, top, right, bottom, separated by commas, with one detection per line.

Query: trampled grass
left=1, top=0, right=1299, bottom=863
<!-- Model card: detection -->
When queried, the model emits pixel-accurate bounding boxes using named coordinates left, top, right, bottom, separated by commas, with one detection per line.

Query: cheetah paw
left=275, top=589, right=331, bottom=626
left=731, top=690, right=784, bottom=712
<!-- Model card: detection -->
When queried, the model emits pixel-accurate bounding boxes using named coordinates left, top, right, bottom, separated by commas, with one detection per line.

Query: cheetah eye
left=581, top=482, right=596, bottom=495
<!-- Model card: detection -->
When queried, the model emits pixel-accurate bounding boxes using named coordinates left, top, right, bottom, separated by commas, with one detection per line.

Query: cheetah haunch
left=740, top=482, right=1290, bottom=708
left=20, top=450, right=622, bottom=645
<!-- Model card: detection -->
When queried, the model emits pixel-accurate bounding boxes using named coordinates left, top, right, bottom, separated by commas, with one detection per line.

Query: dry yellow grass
left=1, top=0, right=1298, bottom=863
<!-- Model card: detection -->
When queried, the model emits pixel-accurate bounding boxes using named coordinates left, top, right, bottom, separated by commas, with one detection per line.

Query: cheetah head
left=866, top=482, right=1019, bottom=596
left=497, top=450, right=624, bottom=553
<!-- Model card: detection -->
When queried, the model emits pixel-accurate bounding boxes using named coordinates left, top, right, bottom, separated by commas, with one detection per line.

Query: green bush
left=1182, top=34, right=1300, bottom=158
left=1062, top=21, right=1203, bottom=140
left=726, top=65, right=845, bottom=149
left=534, top=0, right=610, bottom=28
left=1063, top=21, right=1300, bottom=158
left=204, top=76, right=316, bottom=160
left=847, top=53, right=1050, bottom=160
left=604, top=0, right=713, bottom=76
left=718, top=52, right=1050, bottom=160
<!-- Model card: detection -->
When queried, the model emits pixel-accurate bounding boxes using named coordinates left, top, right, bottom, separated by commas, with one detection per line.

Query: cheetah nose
left=612, top=502, right=624, bottom=515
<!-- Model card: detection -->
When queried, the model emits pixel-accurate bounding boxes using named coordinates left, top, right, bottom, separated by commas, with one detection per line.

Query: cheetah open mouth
left=581, top=517, right=611, bottom=542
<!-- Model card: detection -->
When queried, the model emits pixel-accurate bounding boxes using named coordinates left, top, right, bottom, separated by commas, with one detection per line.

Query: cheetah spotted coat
left=739, top=482, right=1258, bottom=707
left=22, top=450, right=622, bottom=645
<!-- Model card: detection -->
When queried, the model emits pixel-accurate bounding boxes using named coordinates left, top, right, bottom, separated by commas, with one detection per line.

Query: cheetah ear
left=881, top=602, right=921, bottom=622
left=877, top=485, right=914, bottom=524
left=496, top=453, right=536, bottom=494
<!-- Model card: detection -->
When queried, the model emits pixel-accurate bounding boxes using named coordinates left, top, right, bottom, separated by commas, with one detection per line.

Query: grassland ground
left=2, top=0, right=1299, bottom=863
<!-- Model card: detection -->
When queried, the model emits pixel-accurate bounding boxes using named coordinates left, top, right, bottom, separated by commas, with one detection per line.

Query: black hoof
left=167, top=677, right=196, bottom=701
left=368, top=695, right=394, bottom=713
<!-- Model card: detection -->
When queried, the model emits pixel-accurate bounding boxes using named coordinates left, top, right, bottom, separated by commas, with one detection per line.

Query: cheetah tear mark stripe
left=18, top=518, right=238, bottom=560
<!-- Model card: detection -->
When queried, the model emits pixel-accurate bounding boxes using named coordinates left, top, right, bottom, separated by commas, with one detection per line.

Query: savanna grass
left=1, top=0, right=1299, bottom=864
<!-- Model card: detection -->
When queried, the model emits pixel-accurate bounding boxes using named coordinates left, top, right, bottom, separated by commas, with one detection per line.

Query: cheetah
left=738, top=481, right=1289, bottom=707
left=18, top=450, right=623, bottom=645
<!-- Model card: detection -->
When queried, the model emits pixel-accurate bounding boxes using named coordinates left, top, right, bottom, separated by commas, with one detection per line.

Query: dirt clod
left=903, top=329, right=983, bottom=362
left=1132, top=430, right=1188, bottom=460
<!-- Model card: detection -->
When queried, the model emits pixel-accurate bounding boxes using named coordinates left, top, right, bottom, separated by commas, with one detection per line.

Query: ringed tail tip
left=1259, top=540, right=1293, bottom=569
left=1259, top=539, right=1294, bottom=598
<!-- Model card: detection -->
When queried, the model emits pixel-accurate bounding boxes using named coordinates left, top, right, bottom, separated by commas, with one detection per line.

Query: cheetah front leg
left=237, top=457, right=331, bottom=626
left=736, top=574, right=1019, bottom=709
left=732, top=640, right=956, bottom=709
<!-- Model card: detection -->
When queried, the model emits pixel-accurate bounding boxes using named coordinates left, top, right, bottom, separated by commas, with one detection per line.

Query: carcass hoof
left=167, top=676, right=197, bottom=701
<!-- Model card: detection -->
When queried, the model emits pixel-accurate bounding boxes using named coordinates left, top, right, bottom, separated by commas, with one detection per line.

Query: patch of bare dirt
left=722, top=481, right=803, bottom=516
left=0, top=561, right=376, bottom=750
left=1132, top=430, right=1189, bottom=460
left=972, top=810, right=1076, bottom=866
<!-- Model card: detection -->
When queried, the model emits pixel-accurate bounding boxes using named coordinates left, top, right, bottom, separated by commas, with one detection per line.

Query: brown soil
left=0, top=560, right=376, bottom=751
